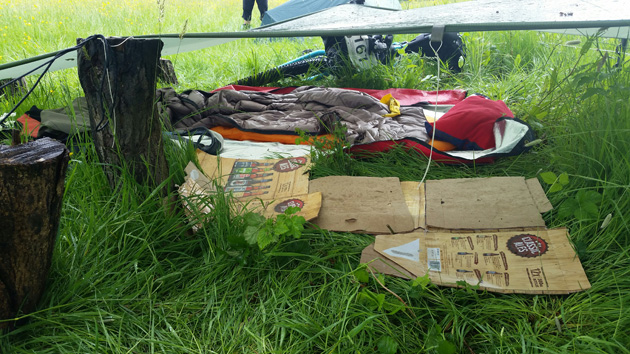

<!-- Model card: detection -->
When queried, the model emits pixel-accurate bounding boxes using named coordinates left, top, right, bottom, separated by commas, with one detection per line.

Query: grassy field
left=2, top=0, right=630, bottom=353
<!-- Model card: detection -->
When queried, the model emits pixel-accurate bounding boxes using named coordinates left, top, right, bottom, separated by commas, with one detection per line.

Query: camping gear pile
left=156, top=85, right=535, bottom=164
left=12, top=85, right=536, bottom=165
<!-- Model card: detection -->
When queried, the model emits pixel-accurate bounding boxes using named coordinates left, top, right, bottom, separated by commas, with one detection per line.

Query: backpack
left=322, top=34, right=395, bottom=74
left=322, top=32, right=466, bottom=74
left=404, top=32, right=465, bottom=72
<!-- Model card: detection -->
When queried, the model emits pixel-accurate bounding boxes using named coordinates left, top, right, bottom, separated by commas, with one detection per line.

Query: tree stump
left=76, top=37, right=170, bottom=195
left=0, top=138, right=69, bottom=330
left=0, top=78, right=28, bottom=98
left=158, top=58, right=179, bottom=85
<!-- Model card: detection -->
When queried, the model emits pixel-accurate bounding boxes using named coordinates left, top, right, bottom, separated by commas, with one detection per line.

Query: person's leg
left=256, top=0, right=268, bottom=21
left=242, top=0, right=255, bottom=27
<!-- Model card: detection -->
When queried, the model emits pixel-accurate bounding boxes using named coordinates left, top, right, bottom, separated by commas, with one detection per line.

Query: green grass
left=2, top=0, right=630, bottom=353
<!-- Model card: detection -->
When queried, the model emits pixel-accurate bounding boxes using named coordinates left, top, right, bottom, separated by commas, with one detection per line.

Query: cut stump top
left=0, top=138, right=68, bottom=165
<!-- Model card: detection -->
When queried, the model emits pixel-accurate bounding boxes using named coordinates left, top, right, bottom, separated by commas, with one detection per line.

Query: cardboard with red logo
left=368, top=228, right=590, bottom=294
left=178, top=151, right=322, bottom=223
left=360, top=177, right=591, bottom=294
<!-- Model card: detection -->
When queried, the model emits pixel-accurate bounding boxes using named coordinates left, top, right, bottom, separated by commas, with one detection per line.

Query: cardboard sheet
left=400, top=181, right=426, bottom=230
left=178, top=164, right=216, bottom=231
left=309, top=176, right=415, bottom=234
left=525, top=177, right=554, bottom=214
left=179, top=152, right=322, bottom=225
left=424, top=177, right=549, bottom=231
left=360, top=243, right=415, bottom=279
left=197, top=150, right=311, bottom=199
left=369, top=229, right=590, bottom=294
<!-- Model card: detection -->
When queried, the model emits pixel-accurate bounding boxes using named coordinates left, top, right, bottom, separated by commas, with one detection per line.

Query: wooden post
left=0, top=138, right=69, bottom=330
left=76, top=37, right=170, bottom=194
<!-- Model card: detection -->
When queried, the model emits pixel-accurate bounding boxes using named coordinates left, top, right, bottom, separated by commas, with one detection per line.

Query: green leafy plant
left=406, top=274, right=433, bottom=301
left=539, top=171, right=603, bottom=222
left=356, top=288, right=404, bottom=315
left=558, top=189, right=602, bottom=221
left=455, top=280, right=481, bottom=293
left=410, top=273, right=431, bottom=290
left=221, top=206, right=308, bottom=265
left=377, top=335, right=399, bottom=354
left=243, top=206, right=306, bottom=251
left=425, top=322, right=457, bottom=354
left=353, top=266, right=371, bottom=283
left=353, top=265, right=404, bottom=314
left=540, top=171, right=569, bottom=193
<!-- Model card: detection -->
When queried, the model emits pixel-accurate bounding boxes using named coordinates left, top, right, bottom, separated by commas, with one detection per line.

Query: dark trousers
left=242, top=0, right=268, bottom=21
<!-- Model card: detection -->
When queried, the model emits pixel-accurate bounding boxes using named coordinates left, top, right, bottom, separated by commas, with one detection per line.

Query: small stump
left=158, top=58, right=179, bottom=85
left=0, top=78, right=28, bottom=98
left=0, top=138, right=69, bottom=330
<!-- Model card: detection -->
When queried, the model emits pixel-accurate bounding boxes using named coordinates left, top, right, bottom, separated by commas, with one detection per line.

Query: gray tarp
left=1, top=0, right=628, bottom=80
left=261, top=0, right=401, bottom=26
left=253, top=0, right=629, bottom=38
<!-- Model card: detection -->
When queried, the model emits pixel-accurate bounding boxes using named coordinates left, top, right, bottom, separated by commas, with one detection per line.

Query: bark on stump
left=0, top=78, right=28, bottom=98
left=158, top=58, right=179, bottom=85
left=0, top=138, right=69, bottom=330
left=76, top=37, right=170, bottom=194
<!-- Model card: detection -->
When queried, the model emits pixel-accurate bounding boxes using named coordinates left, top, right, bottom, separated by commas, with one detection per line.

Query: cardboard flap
left=367, top=228, right=591, bottom=294
left=243, top=192, right=322, bottom=220
left=179, top=153, right=321, bottom=228
left=184, top=162, right=214, bottom=192
left=373, top=233, right=424, bottom=277
left=425, top=177, right=547, bottom=230
left=400, top=181, right=426, bottom=230
left=360, top=243, right=414, bottom=279
left=525, top=178, right=554, bottom=213
left=197, top=151, right=311, bottom=199
left=309, top=176, right=415, bottom=234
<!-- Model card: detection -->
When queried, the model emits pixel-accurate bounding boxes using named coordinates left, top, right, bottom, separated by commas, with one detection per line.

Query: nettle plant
left=220, top=206, right=309, bottom=265
left=540, top=171, right=602, bottom=221
left=243, top=206, right=307, bottom=250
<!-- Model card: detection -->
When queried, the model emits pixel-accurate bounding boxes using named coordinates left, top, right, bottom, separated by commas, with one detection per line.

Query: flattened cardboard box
left=309, top=176, right=415, bottom=234
left=178, top=152, right=321, bottom=224
left=299, top=176, right=545, bottom=235
left=362, top=176, right=589, bottom=294
left=400, top=177, right=552, bottom=231
left=368, top=228, right=590, bottom=294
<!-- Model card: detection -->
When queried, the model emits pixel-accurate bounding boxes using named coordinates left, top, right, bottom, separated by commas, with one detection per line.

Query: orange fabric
left=210, top=126, right=335, bottom=146
left=428, top=139, right=456, bottom=151
left=17, top=114, right=41, bottom=138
